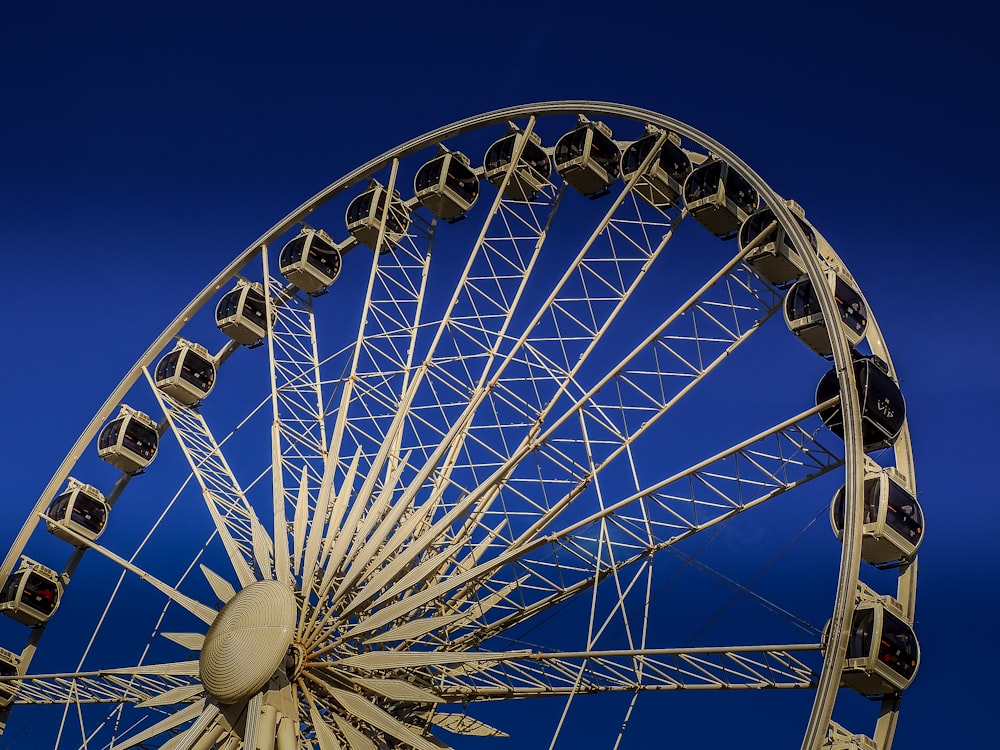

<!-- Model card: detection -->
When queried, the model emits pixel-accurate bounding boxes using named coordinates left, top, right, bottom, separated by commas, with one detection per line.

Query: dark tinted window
left=878, top=611, right=919, bottom=680
left=555, top=128, right=588, bottom=165
left=832, top=477, right=880, bottom=531
left=847, top=607, right=875, bottom=660
left=23, top=573, right=57, bottom=614
left=725, top=169, right=758, bottom=214
left=785, top=278, right=822, bottom=321
left=415, top=157, right=445, bottom=192
left=122, top=420, right=157, bottom=460
left=279, top=235, right=307, bottom=268
left=446, top=160, right=479, bottom=202
left=835, top=278, right=868, bottom=335
left=0, top=573, right=23, bottom=605
left=47, top=492, right=72, bottom=523
left=72, top=493, right=107, bottom=532
left=660, top=141, right=690, bottom=180
left=243, top=288, right=267, bottom=322
left=858, top=361, right=906, bottom=446
left=98, top=419, right=122, bottom=450
left=685, top=162, right=722, bottom=202
left=588, top=129, right=620, bottom=176
left=885, top=482, right=922, bottom=543
left=622, top=134, right=656, bottom=176
left=216, top=290, right=242, bottom=321
left=485, top=135, right=516, bottom=172
left=347, top=192, right=374, bottom=224
left=155, top=351, right=180, bottom=381
left=179, top=350, right=215, bottom=391
left=740, top=208, right=778, bottom=250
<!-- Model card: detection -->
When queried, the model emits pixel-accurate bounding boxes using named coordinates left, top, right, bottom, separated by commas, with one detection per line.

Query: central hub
left=199, top=580, right=297, bottom=705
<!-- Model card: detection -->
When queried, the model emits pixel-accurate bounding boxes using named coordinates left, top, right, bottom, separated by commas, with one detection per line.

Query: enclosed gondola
left=216, top=281, right=271, bottom=345
left=620, top=127, right=692, bottom=207
left=279, top=228, right=344, bottom=295
left=840, top=589, right=919, bottom=695
left=682, top=160, right=759, bottom=238
left=832, top=467, right=924, bottom=565
left=738, top=204, right=815, bottom=287
left=346, top=182, right=410, bottom=251
left=817, top=356, right=906, bottom=453
left=483, top=124, right=552, bottom=202
left=97, top=405, right=158, bottom=473
left=0, top=560, right=62, bottom=626
left=0, top=647, right=19, bottom=707
left=414, top=149, right=480, bottom=222
left=784, top=272, right=868, bottom=357
left=45, top=478, right=109, bottom=544
left=553, top=118, right=621, bottom=198
left=154, top=341, right=216, bottom=406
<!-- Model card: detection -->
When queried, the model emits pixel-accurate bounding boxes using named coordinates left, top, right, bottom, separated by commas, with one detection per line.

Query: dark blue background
left=1, top=1, right=993, bottom=746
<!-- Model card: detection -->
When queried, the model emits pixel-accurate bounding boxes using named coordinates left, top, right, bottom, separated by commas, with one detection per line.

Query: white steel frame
left=0, top=102, right=918, bottom=750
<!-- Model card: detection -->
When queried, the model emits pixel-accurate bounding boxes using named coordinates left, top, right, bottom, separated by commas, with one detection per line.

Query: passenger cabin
left=46, top=478, right=109, bottom=543
left=414, top=149, right=480, bottom=222
left=826, top=722, right=878, bottom=750
left=832, top=468, right=924, bottom=565
left=553, top=118, right=621, bottom=198
left=483, top=125, right=552, bottom=202
left=841, top=592, right=919, bottom=695
left=0, top=560, right=62, bottom=626
left=279, top=228, right=344, bottom=295
left=154, top=341, right=216, bottom=406
left=0, top=647, right=19, bottom=707
left=816, top=356, right=906, bottom=453
left=683, top=160, right=759, bottom=238
left=98, top=406, right=158, bottom=473
left=346, top=182, right=409, bottom=252
left=620, top=127, right=691, bottom=207
left=784, top=273, right=868, bottom=357
left=216, top=281, right=270, bottom=345
left=739, top=204, right=814, bottom=287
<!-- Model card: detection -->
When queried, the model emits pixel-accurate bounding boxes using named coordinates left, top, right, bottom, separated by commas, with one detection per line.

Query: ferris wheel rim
left=1, top=102, right=916, bottom=750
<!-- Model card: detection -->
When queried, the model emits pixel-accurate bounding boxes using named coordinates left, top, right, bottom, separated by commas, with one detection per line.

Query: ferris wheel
left=0, top=102, right=922, bottom=750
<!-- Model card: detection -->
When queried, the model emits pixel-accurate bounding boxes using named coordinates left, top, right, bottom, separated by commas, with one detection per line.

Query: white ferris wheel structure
left=0, top=102, right=922, bottom=750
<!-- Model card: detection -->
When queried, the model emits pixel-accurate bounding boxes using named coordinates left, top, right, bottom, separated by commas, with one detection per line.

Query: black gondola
left=0, top=560, right=62, bottom=626
left=483, top=125, right=552, bottom=202
left=46, top=478, right=109, bottom=544
left=682, top=160, right=759, bottom=238
left=414, top=149, right=480, bottom=222
left=816, top=356, right=906, bottom=453
left=154, top=341, right=216, bottom=406
left=279, top=228, right=344, bottom=295
left=840, top=590, right=920, bottom=695
left=739, top=204, right=815, bottom=287
left=784, top=272, right=868, bottom=357
left=0, top=647, right=18, bottom=707
left=216, top=281, right=271, bottom=345
left=346, top=182, right=409, bottom=252
left=97, top=406, right=158, bottom=473
left=620, top=127, right=691, bottom=207
left=553, top=118, right=621, bottom=198
left=831, top=467, right=924, bottom=565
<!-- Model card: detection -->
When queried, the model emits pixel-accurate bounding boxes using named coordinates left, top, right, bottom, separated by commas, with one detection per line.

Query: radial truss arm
left=1, top=665, right=200, bottom=705
left=146, top=371, right=271, bottom=587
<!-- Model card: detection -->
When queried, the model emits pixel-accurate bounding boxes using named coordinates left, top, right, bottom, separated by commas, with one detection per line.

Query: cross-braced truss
left=1, top=104, right=915, bottom=750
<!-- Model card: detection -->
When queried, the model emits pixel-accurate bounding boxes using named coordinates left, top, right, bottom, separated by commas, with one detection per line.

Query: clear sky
left=0, top=1, right=995, bottom=747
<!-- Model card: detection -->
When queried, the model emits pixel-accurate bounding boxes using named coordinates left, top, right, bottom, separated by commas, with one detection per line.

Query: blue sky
left=0, top=1, right=995, bottom=747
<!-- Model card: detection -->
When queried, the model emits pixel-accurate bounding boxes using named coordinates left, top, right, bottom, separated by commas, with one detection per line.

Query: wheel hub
left=199, top=580, right=297, bottom=704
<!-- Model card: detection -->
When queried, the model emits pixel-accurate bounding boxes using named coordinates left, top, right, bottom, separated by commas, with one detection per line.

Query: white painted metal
left=1, top=102, right=917, bottom=750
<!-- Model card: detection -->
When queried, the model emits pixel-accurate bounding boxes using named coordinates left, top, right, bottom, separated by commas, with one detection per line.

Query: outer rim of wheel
left=2, top=101, right=916, bottom=750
